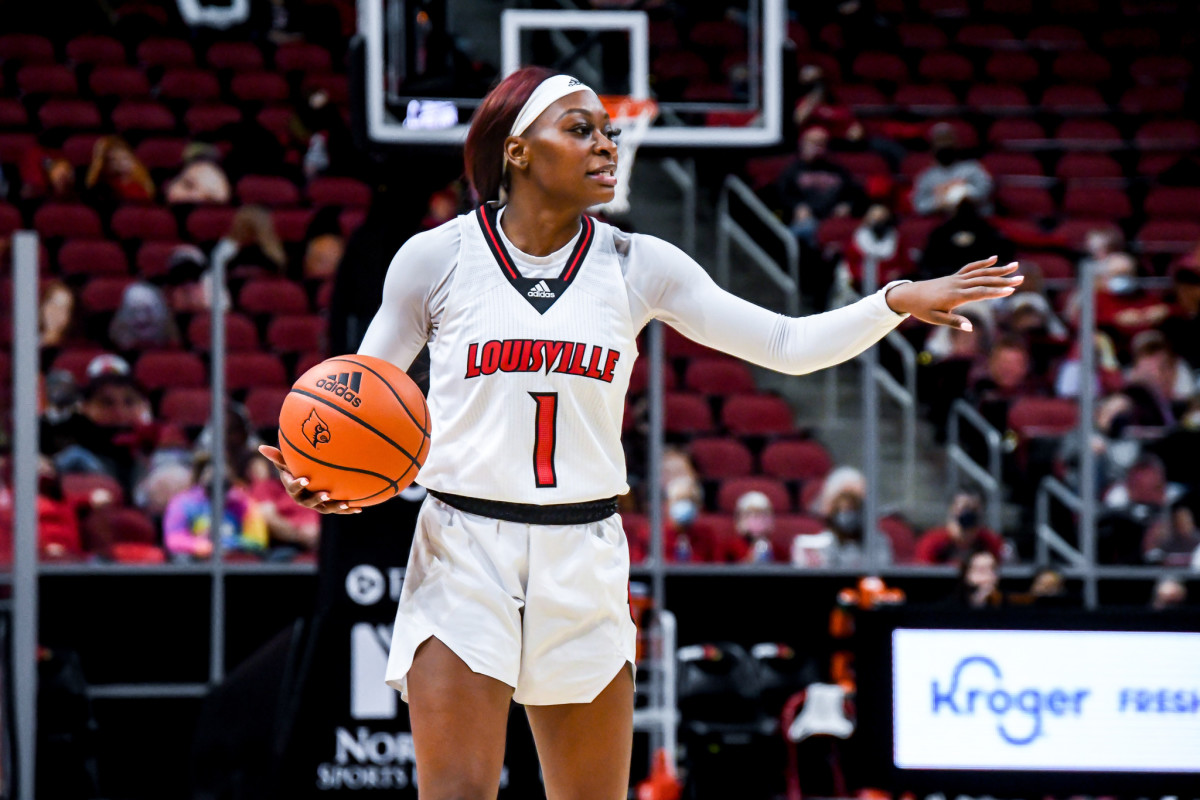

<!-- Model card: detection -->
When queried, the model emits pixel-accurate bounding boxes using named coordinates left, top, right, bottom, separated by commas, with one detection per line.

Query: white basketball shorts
left=385, top=494, right=637, bottom=706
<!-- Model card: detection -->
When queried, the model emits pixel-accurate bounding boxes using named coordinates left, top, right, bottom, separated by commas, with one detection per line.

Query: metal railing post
left=715, top=176, right=799, bottom=317
left=947, top=400, right=1004, bottom=535
left=861, top=261, right=882, bottom=568
left=660, top=158, right=696, bottom=257
left=209, top=250, right=227, bottom=684
left=1077, top=258, right=1098, bottom=609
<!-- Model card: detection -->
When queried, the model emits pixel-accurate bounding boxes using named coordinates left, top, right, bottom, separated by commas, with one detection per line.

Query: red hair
left=463, top=66, right=557, bottom=203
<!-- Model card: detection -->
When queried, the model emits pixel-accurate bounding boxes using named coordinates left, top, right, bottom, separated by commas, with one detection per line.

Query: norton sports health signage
left=892, top=629, right=1200, bottom=772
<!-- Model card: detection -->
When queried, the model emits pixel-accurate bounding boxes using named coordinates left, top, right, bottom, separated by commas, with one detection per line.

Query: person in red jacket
left=915, top=488, right=1006, bottom=565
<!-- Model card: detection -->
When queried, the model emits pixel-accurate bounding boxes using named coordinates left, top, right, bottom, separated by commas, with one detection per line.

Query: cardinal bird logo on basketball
left=302, top=408, right=331, bottom=448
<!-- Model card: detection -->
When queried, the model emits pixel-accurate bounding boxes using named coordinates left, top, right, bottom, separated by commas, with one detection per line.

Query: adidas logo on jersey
left=526, top=280, right=556, bottom=299
left=315, top=371, right=363, bottom=407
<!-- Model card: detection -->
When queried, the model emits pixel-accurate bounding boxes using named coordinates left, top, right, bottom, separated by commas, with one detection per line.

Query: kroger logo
left=931, top=656, right=1090, bottom=745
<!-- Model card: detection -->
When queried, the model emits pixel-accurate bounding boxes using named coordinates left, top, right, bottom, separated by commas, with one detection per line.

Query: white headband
left=509, top=74, right=596, bottom=137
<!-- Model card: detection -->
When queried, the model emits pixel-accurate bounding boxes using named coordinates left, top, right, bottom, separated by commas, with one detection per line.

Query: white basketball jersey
left=415, top=205, right=637, bottom=505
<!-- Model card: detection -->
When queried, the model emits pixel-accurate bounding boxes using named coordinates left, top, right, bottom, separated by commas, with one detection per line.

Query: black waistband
left=429, top=490, right=619, bottom=525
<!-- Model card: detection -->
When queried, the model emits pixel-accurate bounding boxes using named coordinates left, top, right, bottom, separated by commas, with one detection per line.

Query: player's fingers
left=956, top=255, right=999, bottom=274
left=258, top=444, right=290, bottom=473
left=925, top=308, right=973, bottom=330
left=962, top=262, right=1020, bottom=280
left=961, top=273, right=1023, bottom=289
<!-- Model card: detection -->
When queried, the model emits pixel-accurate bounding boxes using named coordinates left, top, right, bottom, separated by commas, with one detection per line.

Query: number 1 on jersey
left=529, top=392, right=558, bottom=488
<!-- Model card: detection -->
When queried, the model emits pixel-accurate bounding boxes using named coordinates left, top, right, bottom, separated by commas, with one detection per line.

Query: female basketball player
left=260, top=66, right=1021, bottom=800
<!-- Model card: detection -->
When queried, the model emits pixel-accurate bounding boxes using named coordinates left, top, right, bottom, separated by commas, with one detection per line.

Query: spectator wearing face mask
left=967, top=333, right=1040, bottom=432
left=912, top=123, right=994, bottom=217
left=831, top=204, right=913, bottom=308
left=792, top=466, right=888, bottom=567
left=731, top=490, right=776, bottom=564
left=915, top=489, right=1005, bottom=565
left=1067, top=252, right=1171, bottom=359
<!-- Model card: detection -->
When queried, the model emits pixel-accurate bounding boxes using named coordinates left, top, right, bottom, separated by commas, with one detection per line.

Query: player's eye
left=605, top=127, right=621, bottom=142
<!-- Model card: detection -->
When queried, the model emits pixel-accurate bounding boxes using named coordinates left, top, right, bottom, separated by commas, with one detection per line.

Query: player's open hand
left=257, top=444, right=362, bottom=514
left=883, top=256, right=1021, bottom=330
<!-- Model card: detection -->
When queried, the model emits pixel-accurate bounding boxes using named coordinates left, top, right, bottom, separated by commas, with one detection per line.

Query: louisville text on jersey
left=464, top=339, right=621, bottom=383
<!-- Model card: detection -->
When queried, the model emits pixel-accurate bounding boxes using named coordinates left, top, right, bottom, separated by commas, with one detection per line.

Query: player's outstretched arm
left=257, top=444, right=362, bottom=515
left=883, top=256, right=1021, bottom=329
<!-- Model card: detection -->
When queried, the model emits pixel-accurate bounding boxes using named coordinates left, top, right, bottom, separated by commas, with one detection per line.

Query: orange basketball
left=277, top=354, right=430, bottom=507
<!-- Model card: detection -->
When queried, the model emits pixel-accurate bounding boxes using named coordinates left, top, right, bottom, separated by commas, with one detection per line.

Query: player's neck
left=499, top=200, right=582, bottom=257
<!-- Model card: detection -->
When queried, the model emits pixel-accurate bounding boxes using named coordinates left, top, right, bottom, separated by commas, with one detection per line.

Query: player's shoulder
left=608, top=226, right=689, bottom=265
left=397, top=215, right=463, bottom=259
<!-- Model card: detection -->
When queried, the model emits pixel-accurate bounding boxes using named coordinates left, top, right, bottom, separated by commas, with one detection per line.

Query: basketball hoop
left=594, top=95, right=658, bottom=216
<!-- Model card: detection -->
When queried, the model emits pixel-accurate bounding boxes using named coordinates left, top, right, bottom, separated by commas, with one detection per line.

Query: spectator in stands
left=0, top=456, right=84, bottom=562
left=1059, top=392, right=1142, bottom=498
left=240, top=451, right=319, bottom=558
left=1099, top=454, right=1185, bottom=564
left=1144, top=498, right=1200, bottom=567
left=83, top=136, right=155, bottom=208
left=1150, top=575, right=1188, bottom=610
left=921, top=302, right=995, bottom=442
left=1028, top=567, right=1069, bottom=607
left=18, top=142, right=78, bottom=202
left=1161, top=263, right=1200, bottom=370
left=42, top=370, right=80, bottom=427
left=163, top=244, right=229, bottom=313
left=967, top=333, right=1038, bottom=431
left=912, top=123, right=993, bottom=217
left=108, top=282, right=179, bottom=352
left=294, top=87, right=362, bottom=181
left=916, top=488, right=1005, bottom=565
left=164, top=148, right=231, bottom=205
left=917, top=196, right=1014, bottom=281
left=1121, top=330, right=1191, bottom=428
left=662, top=475, right=707, bottom=562
left=831, top=204, right=911, bottom=307
left=196, top=403, right=262, bottom=476
left=210, top=205, right=287, bottom=281
left=39, top=281, right=82, bottom=352
left=162, top=451, right=268, bottom=561
left=949, top=545, right=1004, bottom=608
left=1055, top=332, right=1124, bottom=400
left=301, top=206, right=344, bottom=284
left=732, top=490, right=775, bottom=563
left=793, top=466, right=887, bottom=567
left=41, top=357, right=160, bottom=498
left=1147, top=396, right=1200, bottom=491
left=793, top=65, right=864, bottom=144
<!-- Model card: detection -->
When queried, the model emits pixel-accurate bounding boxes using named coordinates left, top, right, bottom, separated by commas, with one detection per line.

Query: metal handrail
left=946, top=399, right=1004, bottom=535
left=715, top=175, right=800, bottom=317
left=659, top=158, right=696, bottom=257
left=874, top=332, right=918, bottom=506
left=1035, top=476, right=1087, bottom=568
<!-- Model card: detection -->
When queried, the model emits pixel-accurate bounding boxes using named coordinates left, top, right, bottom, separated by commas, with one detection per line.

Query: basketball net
left=592, top=95, right=658, bottom=217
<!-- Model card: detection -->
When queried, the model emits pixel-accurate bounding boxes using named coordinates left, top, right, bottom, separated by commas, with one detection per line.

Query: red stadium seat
left=301, top=73, right=349, bottom=105
left=37, top=100, right=102, bottom=131
left=338, top=209, right=366, bottom=239
left=158, top=68, right=221, bottom=102
left=49, top=347, right=105, bottom=383
left=626, top=358, right=677, bottom=396
left=721, top=394, right=795, bottom=436
left=716, top=477, right=791, bottom=514
left=293, top=350, right=326, bottom=379
left=256, top=105, right=292, bottom=141
left=186, top=206, right=237, bottom=242
left=134, top=351, right=206, bottom=390
left=851, top=52, right=908, bottom=83
left=89, top=65, right=151, bottom=98
left=652, top=50, right=709, bottom=84
left=662, top=326, right=719, bottom=360
left=996, top=186, right=1055, bottom=219
left=111, top=100, right=176, bottom=134
left=273, top=209, right=316, bottom=242
left=1053, top=219, right=1120, bottom=250
left=136, top=38, right=195, bottom=68
left=682, top=83, right=735, bottom=103
left=1144, top=188, right=1200, bottom=221
left=266, top=314, right=326, bottom=353
left=134, top=241, right=184, bottom=280
left=1134, top=121, right=1200, bottom=150
left=135, top=137, right=187, bottom=170
left=688, top=437, right=754, bottom=480
left=1041, top=85, right=1107, bottom=115
left=1021, top=252, right=1073, bottom=281
left=187, top=313, right=261, bottom=352
left=1135, top=220, right=1200, bottom=254
left=817, top=217, right=860, bottom=251
left=230, top=72, right=290, bottom=103
left=245, top=387, right=289, bottom=430
left=0, top=99, right=27, bottom=129
left=760, top=439, right=833, bottom=482
left=1027, top=25, right=1086, bottom=50
left=236, top=175, right=300, bottom=207
left=0, top=204, right=23, bottom=236
left=965, top=84, right=1029, bottom=113
left=85, top=507, right=161, bottom=553
left=61, top=473, right=125, bottom=511
left=184, top=104, right=241, bottom=134
left=663, top=393, right=715, bottom=436
left=1055, top=119, right=1123, bottom=148
left=79, top=278, right=134, bottom=313
left=17, top=65, right=78, bottom=95
left=917, top=52, right=973, bottom=82
left=984, top=52, right=1039, bottom=83
left=1051, top=52, right=1112, bottom=83
left=33, top=203, right=102, bottom=239
left=880, top=514, right=918, bottom=563
left=275, top=42, right=333, bottom=73
left=987, top=119, right=1047, bottom=148
left=58, top=240, right=128, bottom=277
left=1008, top=397, right=1078, bottom=437
left=238, top=278, right=309, bottom=315
left=832, top=151, right=891, bottom=178
left=1055, top=153, right=1122, bottom=181
left=1129, top=55, right=1192, bottom=84
left=61, top=134, right=102, bottom=167
left=160, top=388, right=213, bottom=428
left=897, top=216, right=941, bottom=251
left=920, top=0, right=969, bottom=16
left=831, top=85, right=891, bottom=114
left=652, top=20, right=683, bottom=49
left=225, top=352, right=288, bottom=390
left=0, top=34, right=55, bottom=64
left=983, top=0, right=1032, bottom=12
left=957, top=24, right=1017, bottom=49
left=981, top=152, right=1044, bottom=178
left=307, top=177, right=372, bottom=208
left=206, top=41, right=263, bottom=71
left=684, top=358, right=757, bottom=396
left=893, top=85, right=959, bottom=114
left=66, top=34, right=126, bottom=66
left=744, top=155, right=796, bottom=191
left=1062, top=186, right=1131, bottom=220
left=1101, top=27, right=1160, bottom=50
left=1119, top=86, right=1185, bottom=115
left=111, top=205, right=178, bottom=241
left=897, top=23, right=948, bottom=50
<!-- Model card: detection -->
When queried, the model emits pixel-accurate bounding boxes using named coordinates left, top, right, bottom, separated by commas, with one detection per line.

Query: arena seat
left=831, top=84, right=891, bottom=115
left=134, top=351, right=207, bottom=391
left=206, top=41, right=264, bottom=72
left=1102, top=27, right=1160, bottom=50
left=111, top=206, right=179, bottom=241
left=185, top=206, right=238, bottom=242
left=1054, top=152, right=1122, bottom=181
left=0, top=204, right=22, bottom=237
left=684, top=358, right=757, bottom=397
left=917, top=52, right=973, bottom=83
left=187, top=313, right=261, bottom=352
left=663, top=326, right=720, bottom=360
left=1055, top=119, right=1123, bottom=148
left=721, top=395, right=796, bottom=437
left=689, top=20, right=745, bottom=52
left=246, top=386, right=289, bottom=431
left=37, top=99, right=103, bottom=131
left=89, top=65, right=152, bottom=99
left=1050, top=51, right=1112, bottom=83
left=716, top=477, right=791, bottom=514
left=1062, top=186, right=1132, bottom=220
left=984, top=52, right=1039, bottom=83
left=160, top=387, right=213, bottom=428
left=266, top=314, right=326, bottom=353
left=663, top=393, right=716, bottom=436
left=225, top=352, right=288, bottom=390
left=627, top=357, right=678, bottom=396
left=159, top=68, right=221, bottom=102
left=236, top=175, right=301, bottom=207
left=111, top=100, right=177, bottom=134
left=58, top=240, right=128, bottom=277
left=651, top=50, right=709, bottom=85
left=256, top=105, right=293, bottom=140
left=1041, top=85, right=1108, bottom=115
left=61, top=473, right=126, bottom=512
left=851, top=52, right=909, bottom=84
left=896, top=23, right=948, bottom=50
left=893, top=84, right=959, bottom=114
left=1120, top=86, right=1186, bottom=115
left=33, top=203, right=103, bottom=239
left=1134, top=120, right=1200, bottom=150
left=1026, top=25, right=1087, bottom=50
left=307, top=177, right=372, bottom=208
left=301, top=73, right=349, bottom=105
left=338, top=208, right=366, bottom=239
left=956, top=23, right=1018, bottom=49
left=1136, top=220, right=1200, bottom=254
left=17, top=65, right=78, bottom=96
left=66, top=34, right=126, bottom=66
left=49, top=347, right=106, bottom=383
left=981, top=152, right=1044, bottom=178
left=274, top=42, right=333, bottom=74
left=0, top=34, right=55, bottom=64
left=996, top=186, right=1055, bottom=219
left=135, top=240, right=185, bottom=279
left=230, top=72, right=291, bottom=103
left=965, top=84, right=1030, bottom=113
left=0, top=99, right=27, bottom=128
left=1129, top=55, right=1192, bottom=83
left=1008, top=397, right=1079, bottom=438
left=136, top=37, right=195, bottom=69
left=689, top=437, right=755, bottom=480
left=987, top=118, right=1047, bottom=148
left=184, top=104, right=242, bottom=134
left=760, top=439, right=834, bottom=483
left=135, top=137, right=187, bottom=170
left=1145, top=187, right=1200, bottom=220
left=238, top=278, right=309, bottom=315
left=273, top=208, right=316, bottom=242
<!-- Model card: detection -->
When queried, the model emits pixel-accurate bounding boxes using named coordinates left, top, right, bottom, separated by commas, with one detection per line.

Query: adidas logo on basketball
left=315, top=371, right=364, bottom=408
left=527, top=280, right=556, bottom=299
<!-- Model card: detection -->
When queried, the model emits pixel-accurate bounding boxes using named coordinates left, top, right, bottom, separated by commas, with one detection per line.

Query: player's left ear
left=504, top=136, right=529, bottom=173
